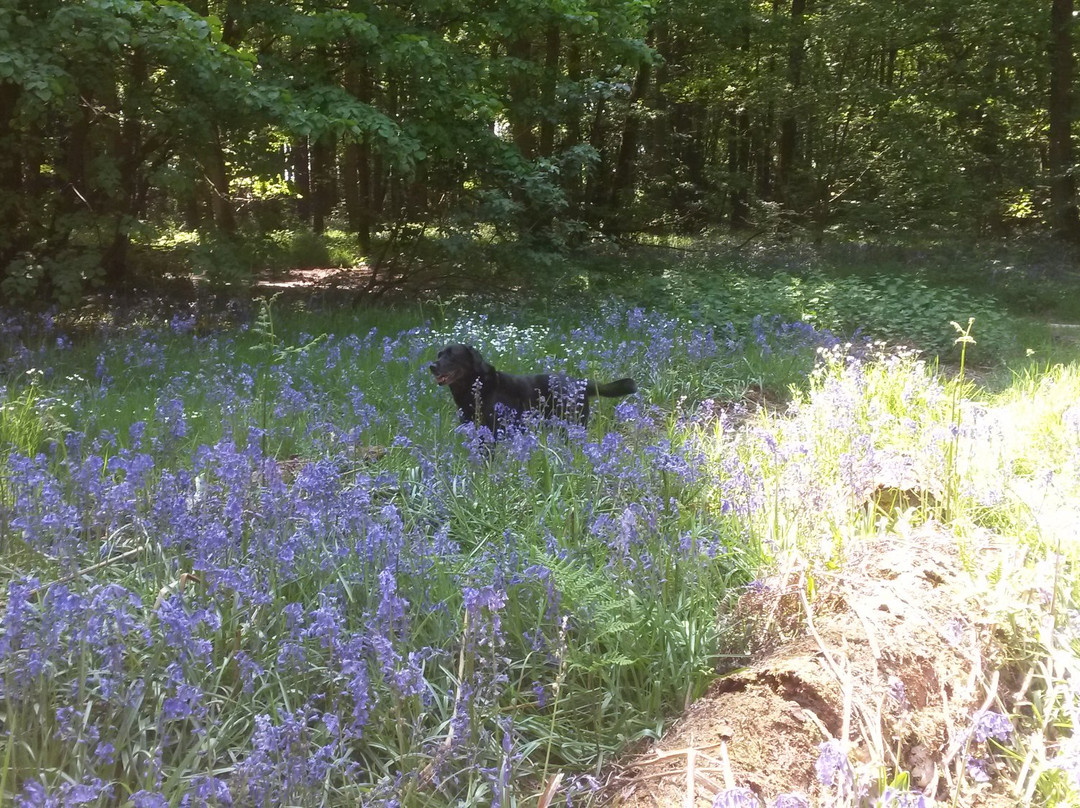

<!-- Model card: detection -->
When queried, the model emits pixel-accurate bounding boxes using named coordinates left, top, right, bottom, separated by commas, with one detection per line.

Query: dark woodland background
left=2, top=0, right=1078, bottom=301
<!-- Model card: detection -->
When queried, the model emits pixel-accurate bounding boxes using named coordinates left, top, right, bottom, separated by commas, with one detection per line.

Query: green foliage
left=615, top=260, right=1018, bottom=359
left=0, top=384, right=65, bottom=457
left=1, top=248, right=103, bottom=306
left=3, top=0, right=1078, bottom=298
left=817, top=275, right=1016, bottom=357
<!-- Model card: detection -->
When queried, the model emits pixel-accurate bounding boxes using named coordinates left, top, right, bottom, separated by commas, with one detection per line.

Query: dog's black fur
left=429, top=344, right=637, bottom=433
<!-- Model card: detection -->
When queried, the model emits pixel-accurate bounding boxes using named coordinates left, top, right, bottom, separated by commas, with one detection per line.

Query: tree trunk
left=0, top=82, right=23, bottom=264
left=293, top=138, right=311, bottom=223
left=206, top=125, right=237, bottom=235
left=343, top=55, right=374, bottom=252
left=343, top=141, right=361, bottom=234
left=564, top=40, right=584, bottom=208
left=539, top=23, right=560, bottom=158
left=104, top=50, right=150, bottom=289
left=64, top=93, right=93, bottom=215
left=1049, top=0, right=1080, bottom=239
left=777, top=0, right=809, bottom=207
left=611, top=52, right=653, bottom=210
left=584, top=96, right=608, bottom=210
left=728, top=109, right=751, bottom=229
left=311, top=133, right=335, bottom=234
left=508, top=35, right=538, bottom=159
left=755, top=111, right=774, bottom=200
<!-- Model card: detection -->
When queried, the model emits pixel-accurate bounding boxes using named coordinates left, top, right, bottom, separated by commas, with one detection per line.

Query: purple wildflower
left=131, top=790, right=169, bottom=808
left=16, top=779, right=57, bottom=808
left=180, top=775, right=232, bottom=808
left=815, top=739, right=853, bottom=790
left=94, top=741, right=116, bottom=765
left=872, top=788, right=931, bottom=807
left=971, top=710, right=1013, bottom=744
left=773, top=795, right=809, bottom=808
left=965, top=756, right=992, bottom=783
left=132, top=792, right=170, bottom=808
left=942, top=617, right=965, bottom=646
left=888, top=675, right=908, bottom=709
left=711, top=787, right=759, bottom=807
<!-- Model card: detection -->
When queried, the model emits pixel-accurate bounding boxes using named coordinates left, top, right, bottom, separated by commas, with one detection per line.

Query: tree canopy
left=0, top=0, right=1076, bottom=299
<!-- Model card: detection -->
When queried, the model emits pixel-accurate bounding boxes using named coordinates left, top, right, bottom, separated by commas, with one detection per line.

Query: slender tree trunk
left=649, top=20, right=676, bottom=201
left=539, top=23, right=560, bottom=158
left=104, top=51, right=149, bottom=289
left=357, top=136, right=373, bottom=253
left=584, top=96, right=608, bottom=209
left=508, top=35, right=538, bottom=159
left=777, top=0, right=809, bottom=207
left=343, top=142, right=361, bottom=232
left=728, top=109, right=751, bottom=228
left=343, top=55, right=374, bottom=252
left=756, top=112, right=774, bottom=200
left=611, top=52, right=653, bottom=210
left=1049, top=0, right=1080, bottom=239
left=311, top=133, right=335, bottom=234
left=222, top=0, right=244, bottom=47
left=0, top=82, right=23, bottom=264
left=183, top=189, right=201, bottom=231
left=206, top=125, right=237, bottom=235
left=64, top=93, right=93, bottom=215
left=564, top=40, right=584, bottom=208
left=293, top=137, right=311, bottom=224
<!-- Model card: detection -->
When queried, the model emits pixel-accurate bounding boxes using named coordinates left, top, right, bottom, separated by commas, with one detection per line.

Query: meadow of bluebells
left=0, top=300, right=842, bottom=806
left=2, top=296, right=1078, bottom=806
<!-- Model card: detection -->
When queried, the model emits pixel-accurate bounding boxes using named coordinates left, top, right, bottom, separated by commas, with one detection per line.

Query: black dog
left=429, top=344, right=636, bottom=433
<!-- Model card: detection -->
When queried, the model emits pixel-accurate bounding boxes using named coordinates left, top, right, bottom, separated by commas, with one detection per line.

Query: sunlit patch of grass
left=960, top=358, right=1080, bottom=805
left=0, top=383, right=66, bottom=458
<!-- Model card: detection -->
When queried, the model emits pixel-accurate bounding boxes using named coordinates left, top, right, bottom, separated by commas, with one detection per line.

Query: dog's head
left=429, top=344, right=494, bottom=386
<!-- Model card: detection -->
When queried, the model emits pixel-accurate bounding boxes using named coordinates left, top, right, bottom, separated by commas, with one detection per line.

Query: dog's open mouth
left=432, top=370, right=458, bottom=385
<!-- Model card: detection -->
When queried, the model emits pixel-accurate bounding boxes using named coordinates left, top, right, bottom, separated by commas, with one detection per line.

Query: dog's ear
left=467, top=346, right=495, bottom=377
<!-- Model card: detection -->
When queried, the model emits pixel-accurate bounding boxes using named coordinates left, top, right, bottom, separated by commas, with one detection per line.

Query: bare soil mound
left=605, top=524, right=1014, bottom=807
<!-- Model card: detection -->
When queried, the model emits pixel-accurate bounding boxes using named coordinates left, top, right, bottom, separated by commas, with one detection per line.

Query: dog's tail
left=586, top=378, right=637, bottom=398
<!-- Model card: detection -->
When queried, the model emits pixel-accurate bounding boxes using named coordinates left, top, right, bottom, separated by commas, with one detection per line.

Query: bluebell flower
left=155, top=594, right=217, bottom=668
left=971, top=710, right=1013, bottom=744
left=942, top=617, right=965, bottom=647
left=872, top=787, right=930, bottom=807
left=377, top=568, right=410, bottom=632
left=94, top=741, right=116, bottom=765
left=965, top=756, right=991, bottom=783
left=15, top=778, right=56, bottom=808
left=131, top=791, right=170, bottom=808
left=233, top=651, right=265, bottom=694
left=156, top=397, right=188, bottom=442
left=815, top=739, right=853, bottom=790
left=711, top=787, right=759, bottom=807
left=531, top=680, right=548, bottom=708
left=463, top=584, right=509, bottom=648
left=180, top=775, right=232, bottom=808
left=161, top=662, right=205, bottom=722
left=342, top=655, right=371, bottom=738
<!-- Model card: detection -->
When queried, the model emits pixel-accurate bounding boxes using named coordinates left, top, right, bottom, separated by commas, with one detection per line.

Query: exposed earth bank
left=605, top=524, right=1021, bottom=807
